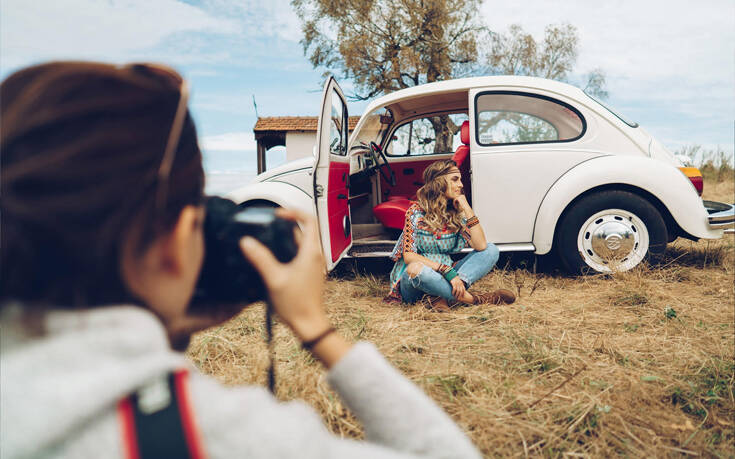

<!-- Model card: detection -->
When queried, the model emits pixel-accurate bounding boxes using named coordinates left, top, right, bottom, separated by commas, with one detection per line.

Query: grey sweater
left=1, top=305, right=481, bottom=458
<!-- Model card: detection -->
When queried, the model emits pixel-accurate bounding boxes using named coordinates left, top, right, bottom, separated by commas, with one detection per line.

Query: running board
left=345, top=242, right=536, bottom=258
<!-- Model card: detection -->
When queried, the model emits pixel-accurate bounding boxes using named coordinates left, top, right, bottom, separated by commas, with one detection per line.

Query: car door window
left=475, top=92, right=585, bottom=146
left=388, top=113, right=468, bottom=156
left=329, top=89, right=348, bottom=156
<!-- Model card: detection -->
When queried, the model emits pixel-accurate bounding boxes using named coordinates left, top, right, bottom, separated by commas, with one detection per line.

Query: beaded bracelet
left=443, top=268, right=459, bottom=281
left=437, top=263, right=451, bottom=275
left=466, top=216, right=480, bottom=229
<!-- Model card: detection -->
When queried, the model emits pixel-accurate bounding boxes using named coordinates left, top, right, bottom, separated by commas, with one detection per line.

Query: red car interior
left=327, top=162, right=351, bottom=261
left=372, top=120, right=472, bottom=230
left=453, top=120, right=472, bottom=204
left=378, top=159, right=432, bottom=200
left=371, top=196, right=414, bottom=230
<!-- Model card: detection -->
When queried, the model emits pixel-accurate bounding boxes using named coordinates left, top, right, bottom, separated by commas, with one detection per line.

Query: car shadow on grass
left=332, top=237, right=733, bottom=283
left=331, top=251, right=567, bottom=281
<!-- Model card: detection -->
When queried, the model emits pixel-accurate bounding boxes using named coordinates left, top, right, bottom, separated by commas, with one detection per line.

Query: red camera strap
left=117, top=369, right=206, bottom=459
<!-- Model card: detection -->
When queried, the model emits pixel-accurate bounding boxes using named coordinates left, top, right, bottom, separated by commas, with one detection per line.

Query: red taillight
left=689, top=175, right=703, bottom=196
left=678, top=167, right=703, bottom=196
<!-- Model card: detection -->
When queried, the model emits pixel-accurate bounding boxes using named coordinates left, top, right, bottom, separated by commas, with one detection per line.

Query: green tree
left=479, top=23, right=607, bottom=139
left=486, top=23, right=607, bottom=99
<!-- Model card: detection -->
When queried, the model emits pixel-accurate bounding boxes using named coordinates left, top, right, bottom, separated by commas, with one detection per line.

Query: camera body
left=194, top=197, right=298, bottom=304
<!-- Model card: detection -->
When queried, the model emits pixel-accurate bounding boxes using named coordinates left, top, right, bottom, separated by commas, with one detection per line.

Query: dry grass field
left=188, top=176, right=734, bottom=457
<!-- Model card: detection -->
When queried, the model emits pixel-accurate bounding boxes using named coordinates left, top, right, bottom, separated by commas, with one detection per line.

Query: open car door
left=313, top=77, right=352, bottom=270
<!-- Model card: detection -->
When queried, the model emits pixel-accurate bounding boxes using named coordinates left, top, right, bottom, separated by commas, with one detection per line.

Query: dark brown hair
left=1, top=62, right=204, bottom=307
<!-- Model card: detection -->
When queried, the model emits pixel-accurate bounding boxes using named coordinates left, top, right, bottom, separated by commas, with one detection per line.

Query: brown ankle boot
left=471, top=289, right=516, bottom=305
left=422, top=295, right=451, bottom=312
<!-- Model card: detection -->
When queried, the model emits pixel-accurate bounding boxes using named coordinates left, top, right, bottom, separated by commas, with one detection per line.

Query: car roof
left=361, top=75, right=588, bottom=118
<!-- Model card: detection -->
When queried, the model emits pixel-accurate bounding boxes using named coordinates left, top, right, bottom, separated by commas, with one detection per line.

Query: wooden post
left=256, top=141, right=266, bottom=174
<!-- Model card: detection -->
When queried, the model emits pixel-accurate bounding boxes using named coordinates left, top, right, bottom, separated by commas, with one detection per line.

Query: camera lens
left=193, top=197, right=298, bottom=304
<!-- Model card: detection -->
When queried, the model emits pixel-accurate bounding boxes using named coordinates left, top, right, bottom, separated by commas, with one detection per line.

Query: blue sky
left=2, top=0, right=733, bottom=177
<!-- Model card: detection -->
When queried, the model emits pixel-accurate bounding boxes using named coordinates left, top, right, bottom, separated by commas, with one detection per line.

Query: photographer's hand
left=240, top=209, right=351, bottom=368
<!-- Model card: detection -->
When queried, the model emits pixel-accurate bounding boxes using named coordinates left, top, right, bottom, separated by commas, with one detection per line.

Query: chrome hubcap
left=577, top=209, right=649, bottom=273
left=590, top=221, right=635, bottom=258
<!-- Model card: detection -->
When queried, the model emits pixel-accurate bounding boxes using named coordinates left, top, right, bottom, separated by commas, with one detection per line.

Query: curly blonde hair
left=416, top=159, right=464, bottom=233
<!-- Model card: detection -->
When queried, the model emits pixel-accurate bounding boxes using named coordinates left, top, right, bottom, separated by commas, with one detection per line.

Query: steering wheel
left=369, top=141, right=396, bottom=187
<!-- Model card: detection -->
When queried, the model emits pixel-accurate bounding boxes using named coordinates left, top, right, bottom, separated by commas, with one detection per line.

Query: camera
left=193, top=196, right=298, bottom=304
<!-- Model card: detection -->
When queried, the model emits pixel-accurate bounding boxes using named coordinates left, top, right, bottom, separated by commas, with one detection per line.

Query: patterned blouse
left=386, top=203, right=471, bottom=302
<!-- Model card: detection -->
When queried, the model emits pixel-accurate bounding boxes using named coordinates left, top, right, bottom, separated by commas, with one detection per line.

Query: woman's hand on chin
left=453, top=195, right=472, bottom=215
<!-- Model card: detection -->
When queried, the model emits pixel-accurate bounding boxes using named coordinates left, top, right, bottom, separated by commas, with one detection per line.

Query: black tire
left=238, top=200, right=304, bottom=241
left=238, top=199, right=278, bottom=210
left=555, top=190, right=668, bottom=274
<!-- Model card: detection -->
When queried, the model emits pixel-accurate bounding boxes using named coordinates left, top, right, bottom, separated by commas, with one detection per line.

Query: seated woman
left=0, top=62, right=481, bottom=458
left=386, top=159, right=515, bottom=311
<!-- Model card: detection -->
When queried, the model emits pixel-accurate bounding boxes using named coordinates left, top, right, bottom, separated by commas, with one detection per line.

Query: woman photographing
left=386, top=160, right=515, bottom=311
left=0, top=62, right=480, bottom=458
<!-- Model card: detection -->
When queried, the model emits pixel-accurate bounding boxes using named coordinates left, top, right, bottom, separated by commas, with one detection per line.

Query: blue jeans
left=399, top=245, right=500, bottom=303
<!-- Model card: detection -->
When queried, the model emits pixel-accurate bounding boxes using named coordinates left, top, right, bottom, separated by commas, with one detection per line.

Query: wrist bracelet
left=466, top=216, right=479, bottom=229
left=437, top=263, right=451, bottom=275
left=302, top=327, right=336, bottom=350
left=443, top=268, right=459, bottom=281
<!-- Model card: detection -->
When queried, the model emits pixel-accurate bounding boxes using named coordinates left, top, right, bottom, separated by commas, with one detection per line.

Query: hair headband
left=435, top=167, right=460, bottom=178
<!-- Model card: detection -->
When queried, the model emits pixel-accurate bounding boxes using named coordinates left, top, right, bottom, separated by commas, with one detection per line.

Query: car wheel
left=237, top=200, right=306, bottom=240
left=238, top=199, right=278, bottom=210
left=556, top=190, right=668, bottom=274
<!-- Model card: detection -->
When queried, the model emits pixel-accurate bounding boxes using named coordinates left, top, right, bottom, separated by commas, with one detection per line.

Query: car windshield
left=585, top=92, right=639, bottom=128
left=350, top=107, right=393, bottom=153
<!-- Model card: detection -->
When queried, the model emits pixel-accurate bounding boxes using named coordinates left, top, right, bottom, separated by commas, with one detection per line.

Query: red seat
left=373, top=196, right=412, bottom=230
left=452, top=120, right=472, bottom=204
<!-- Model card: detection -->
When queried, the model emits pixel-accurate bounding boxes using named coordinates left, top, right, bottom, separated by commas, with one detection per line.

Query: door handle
left=403, top=168, right=414, bottom=175
left=337, top=194, right=348, bottom=200
left=413, top=181, right=424, bottom=187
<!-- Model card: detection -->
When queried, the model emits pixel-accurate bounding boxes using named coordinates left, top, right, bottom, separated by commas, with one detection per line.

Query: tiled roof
left=254, top=116, right=360, bottom=132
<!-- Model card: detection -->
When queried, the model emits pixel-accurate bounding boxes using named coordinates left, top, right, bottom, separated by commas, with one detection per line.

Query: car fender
left=224, top=181, right=315, bottom=216
left=533, top=155, right=721, bottom=254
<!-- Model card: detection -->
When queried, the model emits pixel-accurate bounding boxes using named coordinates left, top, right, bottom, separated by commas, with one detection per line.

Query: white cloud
left=479, top=0, right=734, bottom=152
left=0, top=0, right=238, bottom=70
left=196, top=0, right=303, bottom=42
left=479, top=0, right=734, bottom=91
left=200, top=132, right=256, bottom=151
left=479, top=0, right=733, bottom=81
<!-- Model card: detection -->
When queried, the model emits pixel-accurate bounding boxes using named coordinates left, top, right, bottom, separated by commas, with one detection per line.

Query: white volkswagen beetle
left=227, top=76, right=734, bottom=273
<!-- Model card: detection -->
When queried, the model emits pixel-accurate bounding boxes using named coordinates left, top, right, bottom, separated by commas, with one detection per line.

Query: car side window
left=387, top=113, right=468, bottom=156
left=475, top=92, right=585, bottom=146
left=329, top=88, right=348, bottom=156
